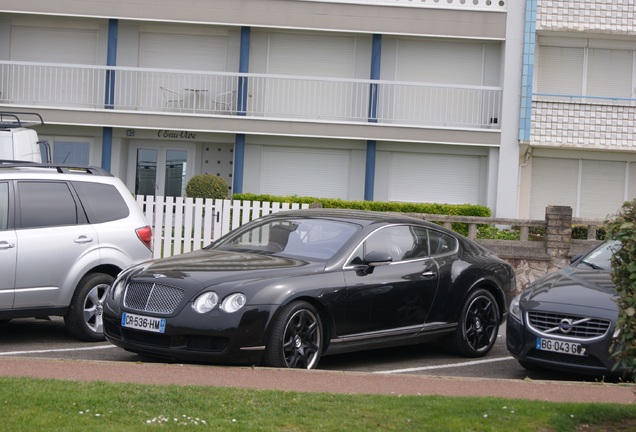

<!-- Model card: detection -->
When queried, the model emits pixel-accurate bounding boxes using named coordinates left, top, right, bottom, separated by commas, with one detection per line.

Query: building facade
left=1, top=1, right=524, bottom=216
left=520, top=0, right=636, bottom=220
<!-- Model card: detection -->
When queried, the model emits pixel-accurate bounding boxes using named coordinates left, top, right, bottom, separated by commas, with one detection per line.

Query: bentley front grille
left=123, top=282, right=184, bottom=314
left=527, top=311, right=611, bottom=340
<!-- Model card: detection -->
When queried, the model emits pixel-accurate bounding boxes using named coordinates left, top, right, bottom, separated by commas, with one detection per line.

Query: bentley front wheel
left=264, top=301, right=323, bottom=369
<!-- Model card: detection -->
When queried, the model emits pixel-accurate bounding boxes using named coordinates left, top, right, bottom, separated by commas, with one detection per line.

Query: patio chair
left=160, top=86, right=184, bottom=111
left=214, top=90, right=237, bottom=112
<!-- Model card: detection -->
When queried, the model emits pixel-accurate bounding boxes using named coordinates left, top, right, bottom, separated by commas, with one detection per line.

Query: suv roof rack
left=0, top=111, right=44, bottom=129
left=0, top=160, right=111, bottom=176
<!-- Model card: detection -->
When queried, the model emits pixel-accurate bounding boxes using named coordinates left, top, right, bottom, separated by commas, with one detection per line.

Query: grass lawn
left=0, top=377, right=635, bottom=431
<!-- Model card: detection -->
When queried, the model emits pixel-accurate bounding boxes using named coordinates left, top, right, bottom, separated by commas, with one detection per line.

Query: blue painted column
left=368, top=34, right=382, bottom=123
left=104, top=19, right=118, bottom=109
left=364, top=140, right=377, bottom=201
left=101, top=19, right=118, bottom=172
left=233, top=27, right=250, bottom=193
left=102, top=127, right=113, bottom=172
left=364, top=34, right=382, bottom=201
left=233, top=135, right=245, bottom=194
left=237, top=27, right=250, bottom=115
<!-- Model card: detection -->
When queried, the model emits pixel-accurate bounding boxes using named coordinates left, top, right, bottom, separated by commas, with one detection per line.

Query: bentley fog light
left=193, top=292, right=219, bottom=313
left=221, top=293, right=247, bottom=313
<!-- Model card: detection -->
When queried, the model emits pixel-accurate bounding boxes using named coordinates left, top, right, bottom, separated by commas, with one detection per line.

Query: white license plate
left=536, top=337, right=586, bottom=356
left=121, top=312, right=166, bottom=333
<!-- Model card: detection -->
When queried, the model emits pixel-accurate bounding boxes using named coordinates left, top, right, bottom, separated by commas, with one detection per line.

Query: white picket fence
left=135, top=195, right=310, bottom=259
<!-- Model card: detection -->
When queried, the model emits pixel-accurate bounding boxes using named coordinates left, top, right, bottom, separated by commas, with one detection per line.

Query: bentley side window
left=428, top=230, right=457, bottom=256
left=348, top=225, right=418, bottom=265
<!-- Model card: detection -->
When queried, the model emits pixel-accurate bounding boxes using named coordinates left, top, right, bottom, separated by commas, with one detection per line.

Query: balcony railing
left=0, top=61, right=502, bottom=130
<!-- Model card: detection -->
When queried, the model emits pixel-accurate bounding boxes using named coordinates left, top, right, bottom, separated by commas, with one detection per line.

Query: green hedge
left=232, top=193, right=491, bottom=217
left=232, top=194, right=491, bottom=237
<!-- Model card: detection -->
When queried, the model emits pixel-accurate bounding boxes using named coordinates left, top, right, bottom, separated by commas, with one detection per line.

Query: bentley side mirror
left=356, top=251, right=392, bottom=275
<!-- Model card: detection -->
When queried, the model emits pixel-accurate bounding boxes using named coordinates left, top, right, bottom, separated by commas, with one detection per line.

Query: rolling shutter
left=587, top=48, right=633, bottom=98
left=579, top=160, right=626, bottom=219
left=388, top=152, right=481, bottom=204
left=395, top=40, right=485, bottom=126
left=529, top=158, right=578, bottom=219
left=10, top=26, right=98, bottom=106
left=265, top=33, right=356, bottom=119
left=530, top=158, right=627, bottom=219
left=260, top=147, right=350, bottom=199
left=537, top=46, right=584, bottom=95
left=268, top=33, right=355, bottom=78
left=629, top=163, right=636, bottom=199
left=11, top=26, right=98, bottom=64
left=139, top=33, right=227, bottom=71
left=139, top=32, right=228, bottom=110
left=396, top=40, right=483, bottom=85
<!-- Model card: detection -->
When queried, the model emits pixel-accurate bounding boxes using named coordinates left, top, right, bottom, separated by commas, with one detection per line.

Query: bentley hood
left=128, top=248, right=323, bottom=289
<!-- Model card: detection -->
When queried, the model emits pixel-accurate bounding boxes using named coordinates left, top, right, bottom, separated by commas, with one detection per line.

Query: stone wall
left=406, top=205, right=603, bottom=292
left=475, top=206, right=601, bottom=292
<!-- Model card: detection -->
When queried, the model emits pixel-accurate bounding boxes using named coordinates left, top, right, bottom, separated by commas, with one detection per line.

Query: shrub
left=605, top=199, right=636, bottom=373
left=477, top=226, right=520, bottom=240
left=572, top=225, right=606, bottom=240
left=232, top=193, right=491, bottom=237
left=185, top=174, right=229, bottom=200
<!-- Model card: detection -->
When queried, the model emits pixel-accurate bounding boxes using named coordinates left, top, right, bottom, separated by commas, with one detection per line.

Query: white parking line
left=0, top=344, right=117, bottom=356
left=374, top=356, right=515, bottom=374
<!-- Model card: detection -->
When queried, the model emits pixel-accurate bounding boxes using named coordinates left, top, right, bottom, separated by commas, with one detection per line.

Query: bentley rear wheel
left=450, top=288, right=500, bottom=357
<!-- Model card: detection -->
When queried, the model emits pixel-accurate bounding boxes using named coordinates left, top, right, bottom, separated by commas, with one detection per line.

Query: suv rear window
left=72, top=181, right=130, bottom=224
left=18, top=181, right=79, bottom=228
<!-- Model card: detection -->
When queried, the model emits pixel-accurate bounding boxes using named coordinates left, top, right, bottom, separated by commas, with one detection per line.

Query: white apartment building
left=0, top=1, right=524, bottom=216
left=520, top=0, right=636, bottom=220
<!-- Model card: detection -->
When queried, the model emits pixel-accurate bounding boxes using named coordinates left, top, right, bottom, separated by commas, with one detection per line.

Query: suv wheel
left=64, top=273, right=113, bottom=342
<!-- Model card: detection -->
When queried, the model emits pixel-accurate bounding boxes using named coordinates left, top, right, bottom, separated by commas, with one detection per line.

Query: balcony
left=531, top=95, right=636, bottom=150
left=0, top=61, right=502, bottom=134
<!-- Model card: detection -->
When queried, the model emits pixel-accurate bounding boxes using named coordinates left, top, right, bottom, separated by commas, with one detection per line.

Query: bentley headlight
left=111, top=263, right=150, bottom=301
left=110, top=277, right=126, bottom=301
left=221, top=293, right=247, bottom=313
left=192, top=292, right=219, bottom=313
left=509, top=294, right=522, bottom=322
left=111, top=269, right=133, bottom=301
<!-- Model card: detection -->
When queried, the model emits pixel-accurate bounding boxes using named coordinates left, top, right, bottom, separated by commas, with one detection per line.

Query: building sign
left=157, top=130, right=198, bottom=140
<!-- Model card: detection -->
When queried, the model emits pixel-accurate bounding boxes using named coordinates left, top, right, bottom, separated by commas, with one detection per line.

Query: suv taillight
left=136, top=225, right=153, bottom=251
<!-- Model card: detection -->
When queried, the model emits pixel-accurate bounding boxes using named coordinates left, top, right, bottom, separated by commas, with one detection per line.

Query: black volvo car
left=507, top=240, right=632, bottom=378
left=104, top=209, right=516, bottom=369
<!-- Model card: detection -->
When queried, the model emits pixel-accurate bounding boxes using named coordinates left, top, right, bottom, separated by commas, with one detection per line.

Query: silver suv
left=0, top=161, right=153, bottom=341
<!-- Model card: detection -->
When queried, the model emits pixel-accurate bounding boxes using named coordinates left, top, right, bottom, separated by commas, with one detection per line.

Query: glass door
left=129, top=143, right=194, bottom=197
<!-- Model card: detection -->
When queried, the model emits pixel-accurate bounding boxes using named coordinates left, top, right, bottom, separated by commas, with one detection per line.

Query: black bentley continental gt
left=507, top=240, right=632, bottom=378
left=104, top=209, right=516, bottom=369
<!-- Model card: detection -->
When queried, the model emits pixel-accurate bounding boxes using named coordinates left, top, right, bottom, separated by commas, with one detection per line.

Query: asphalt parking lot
left=0, top=317, right=612, bottom=384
